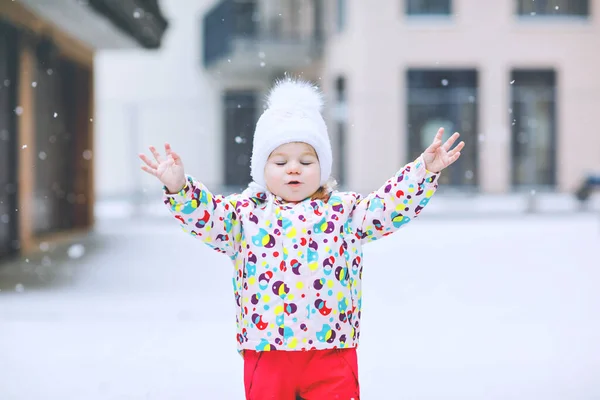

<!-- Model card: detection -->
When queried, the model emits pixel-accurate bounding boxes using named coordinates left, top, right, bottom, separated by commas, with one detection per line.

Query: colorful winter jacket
left=163, top=156, right=439, bottom=353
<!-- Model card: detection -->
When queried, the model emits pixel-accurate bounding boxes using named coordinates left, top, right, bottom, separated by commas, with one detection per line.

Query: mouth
left=287, top=181, right=302, bottom=185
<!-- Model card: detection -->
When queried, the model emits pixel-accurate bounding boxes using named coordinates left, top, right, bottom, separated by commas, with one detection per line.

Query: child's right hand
left=139, top=143, right=187, bottom=193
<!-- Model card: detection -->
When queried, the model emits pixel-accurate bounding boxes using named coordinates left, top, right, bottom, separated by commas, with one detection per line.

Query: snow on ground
left=0, top=214, right=598, bottom=399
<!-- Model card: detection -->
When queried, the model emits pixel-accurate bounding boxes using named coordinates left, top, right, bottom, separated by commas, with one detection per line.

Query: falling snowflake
left=21, top=145, right=27, bottom=149
left=15, top=283, right=24, bottom=293
left=15, top=106, right=23, bottom=116
left=39, top=151, right=47, bottom=160
left=82, top=150, right=93, bottom=160
left=67, top=244, right=85, bottom=259
left=31, top=82, right=37, bottom=88
left=53, top=112, right=58, bottom=118
left=441, top=79, right=449, bottom=86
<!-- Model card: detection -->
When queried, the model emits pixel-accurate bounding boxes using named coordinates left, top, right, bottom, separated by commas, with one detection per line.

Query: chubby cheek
left=306, top=165, right=321, bottom=188
left=264, top=166, right=284, bottom=189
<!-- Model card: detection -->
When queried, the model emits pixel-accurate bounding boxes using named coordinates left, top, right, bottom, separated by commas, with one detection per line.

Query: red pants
left=243, top=348, right=360, bottom=400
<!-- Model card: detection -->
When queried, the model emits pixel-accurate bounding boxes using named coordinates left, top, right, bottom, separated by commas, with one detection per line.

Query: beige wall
left=323, top=0, right=600, bottom=193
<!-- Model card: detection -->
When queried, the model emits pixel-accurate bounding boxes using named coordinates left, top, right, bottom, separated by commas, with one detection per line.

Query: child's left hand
left=421, top=127, right=465, bottom=173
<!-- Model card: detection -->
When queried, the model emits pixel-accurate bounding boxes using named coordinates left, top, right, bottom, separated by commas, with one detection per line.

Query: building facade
left=203, top=0, right=600, bottom=195
left=95, top=0, right=600, bottom=213
left=0, top=0, right=167, bottom=261
left=322, top=0, right=599, bottom=194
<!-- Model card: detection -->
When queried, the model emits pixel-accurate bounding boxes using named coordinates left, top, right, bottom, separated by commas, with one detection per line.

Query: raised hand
left=421, top=127, right=465, bottom=173
left=139, top=143, right=186, bottom=193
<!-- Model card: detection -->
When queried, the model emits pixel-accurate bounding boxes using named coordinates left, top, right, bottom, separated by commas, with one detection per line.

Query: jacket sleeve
left=347, top=155, right=439, bottom=244
left=163, top=175, right=242, bottom=259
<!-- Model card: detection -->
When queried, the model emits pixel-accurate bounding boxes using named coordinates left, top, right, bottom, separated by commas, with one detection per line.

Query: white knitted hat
left=250, top=79, right=332, bottom=188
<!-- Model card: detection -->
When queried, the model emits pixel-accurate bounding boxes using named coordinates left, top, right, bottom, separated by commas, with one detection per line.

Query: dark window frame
left=223, top=90, right=257, bottom=189
left=334, top=76, right=347, bottom=185
left=515, top=0, right=589, bottom=17
left=0, top=20, right=20, bottom=259
left=405, top=0, right=452, bottom=16
left=406, top=68, right=479, bottom=189
left=510, top=69, right=557, bottom=188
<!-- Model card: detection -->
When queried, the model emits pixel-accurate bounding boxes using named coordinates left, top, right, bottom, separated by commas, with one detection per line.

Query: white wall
left=94, top=0, right=222, bottom=204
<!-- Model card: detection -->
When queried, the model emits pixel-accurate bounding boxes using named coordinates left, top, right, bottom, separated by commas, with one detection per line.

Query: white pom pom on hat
left=250, top=78, right=332, bottom=189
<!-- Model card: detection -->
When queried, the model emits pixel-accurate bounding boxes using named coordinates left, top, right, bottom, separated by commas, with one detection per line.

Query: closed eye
left=301, top=162, right=313, bottom=166
left=275, top=162, right=286, bottom=166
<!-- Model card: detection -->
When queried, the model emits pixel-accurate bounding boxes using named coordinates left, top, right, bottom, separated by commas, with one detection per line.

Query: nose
left=285, top=160, right=300, bottom=174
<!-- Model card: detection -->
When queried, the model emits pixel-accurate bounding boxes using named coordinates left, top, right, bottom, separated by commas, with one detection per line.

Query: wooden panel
left=17, top=43, right=35, bottom=252
left=0, top=1, right=93, bottom=67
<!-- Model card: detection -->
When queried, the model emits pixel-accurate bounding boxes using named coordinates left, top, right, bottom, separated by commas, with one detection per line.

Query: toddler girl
left=139, top=79, right=464, bottom=399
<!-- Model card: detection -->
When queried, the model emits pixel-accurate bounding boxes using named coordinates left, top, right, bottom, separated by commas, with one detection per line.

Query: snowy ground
left=0, top=213, right=599, bottom=399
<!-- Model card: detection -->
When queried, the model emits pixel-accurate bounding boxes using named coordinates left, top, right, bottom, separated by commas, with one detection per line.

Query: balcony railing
left=203, top=0, right=323, bottom=69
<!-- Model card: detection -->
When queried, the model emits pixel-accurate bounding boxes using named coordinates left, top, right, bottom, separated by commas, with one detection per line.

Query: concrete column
left=479, top=63, right=511, bottom=193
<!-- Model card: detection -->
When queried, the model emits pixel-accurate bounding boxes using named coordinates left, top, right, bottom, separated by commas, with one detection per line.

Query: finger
left=141, top=165, right=158, bottom=177
left=426, top=130, right=444, bottom=153
left=448, top=141, right=465, bottom=156
left=170, top=150, right=182, bottom=164
left=149, top=146, right=163, bottom=164
left=448, top=151, right=461, bottom=165
left=427, top=139, right=442, bottom=153
left=139, top=154, right=158, bottom=169
left=164, top=143, right=173, bottom=158
left=442, top=132, right=460, bottom=151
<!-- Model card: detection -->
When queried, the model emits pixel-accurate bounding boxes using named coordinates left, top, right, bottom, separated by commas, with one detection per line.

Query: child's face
left=264, top=142, right=321, bottom=202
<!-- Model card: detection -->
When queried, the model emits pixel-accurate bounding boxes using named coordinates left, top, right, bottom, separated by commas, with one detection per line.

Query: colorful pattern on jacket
left=164, top=156, right=439, bottom=353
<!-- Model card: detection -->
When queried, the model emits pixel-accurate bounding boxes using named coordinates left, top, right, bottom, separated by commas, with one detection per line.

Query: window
left=232, top=0, right=257, bottom=37
left=31, top=38, right=94, bottom=234
left=406, top=0, right=451, bottom=15
left=224, top=91, right=256, bottom=188
left=407, top=69, right=478, bottom=188
left=0, top=21, right=19, bottom=258
left=516, top=0, right=589, bottom=16
left=511, top=70, right=556, bottom=187
left=337, top=0, right=346, bottom=32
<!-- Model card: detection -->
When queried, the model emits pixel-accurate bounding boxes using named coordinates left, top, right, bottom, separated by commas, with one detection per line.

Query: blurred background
left=1, top=0, right=599, bottom=399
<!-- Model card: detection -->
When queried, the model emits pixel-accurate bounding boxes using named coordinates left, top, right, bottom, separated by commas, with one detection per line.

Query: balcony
left=16, top=0, right=169, bottom=49
left=203, top=0, right=324, bottom=76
